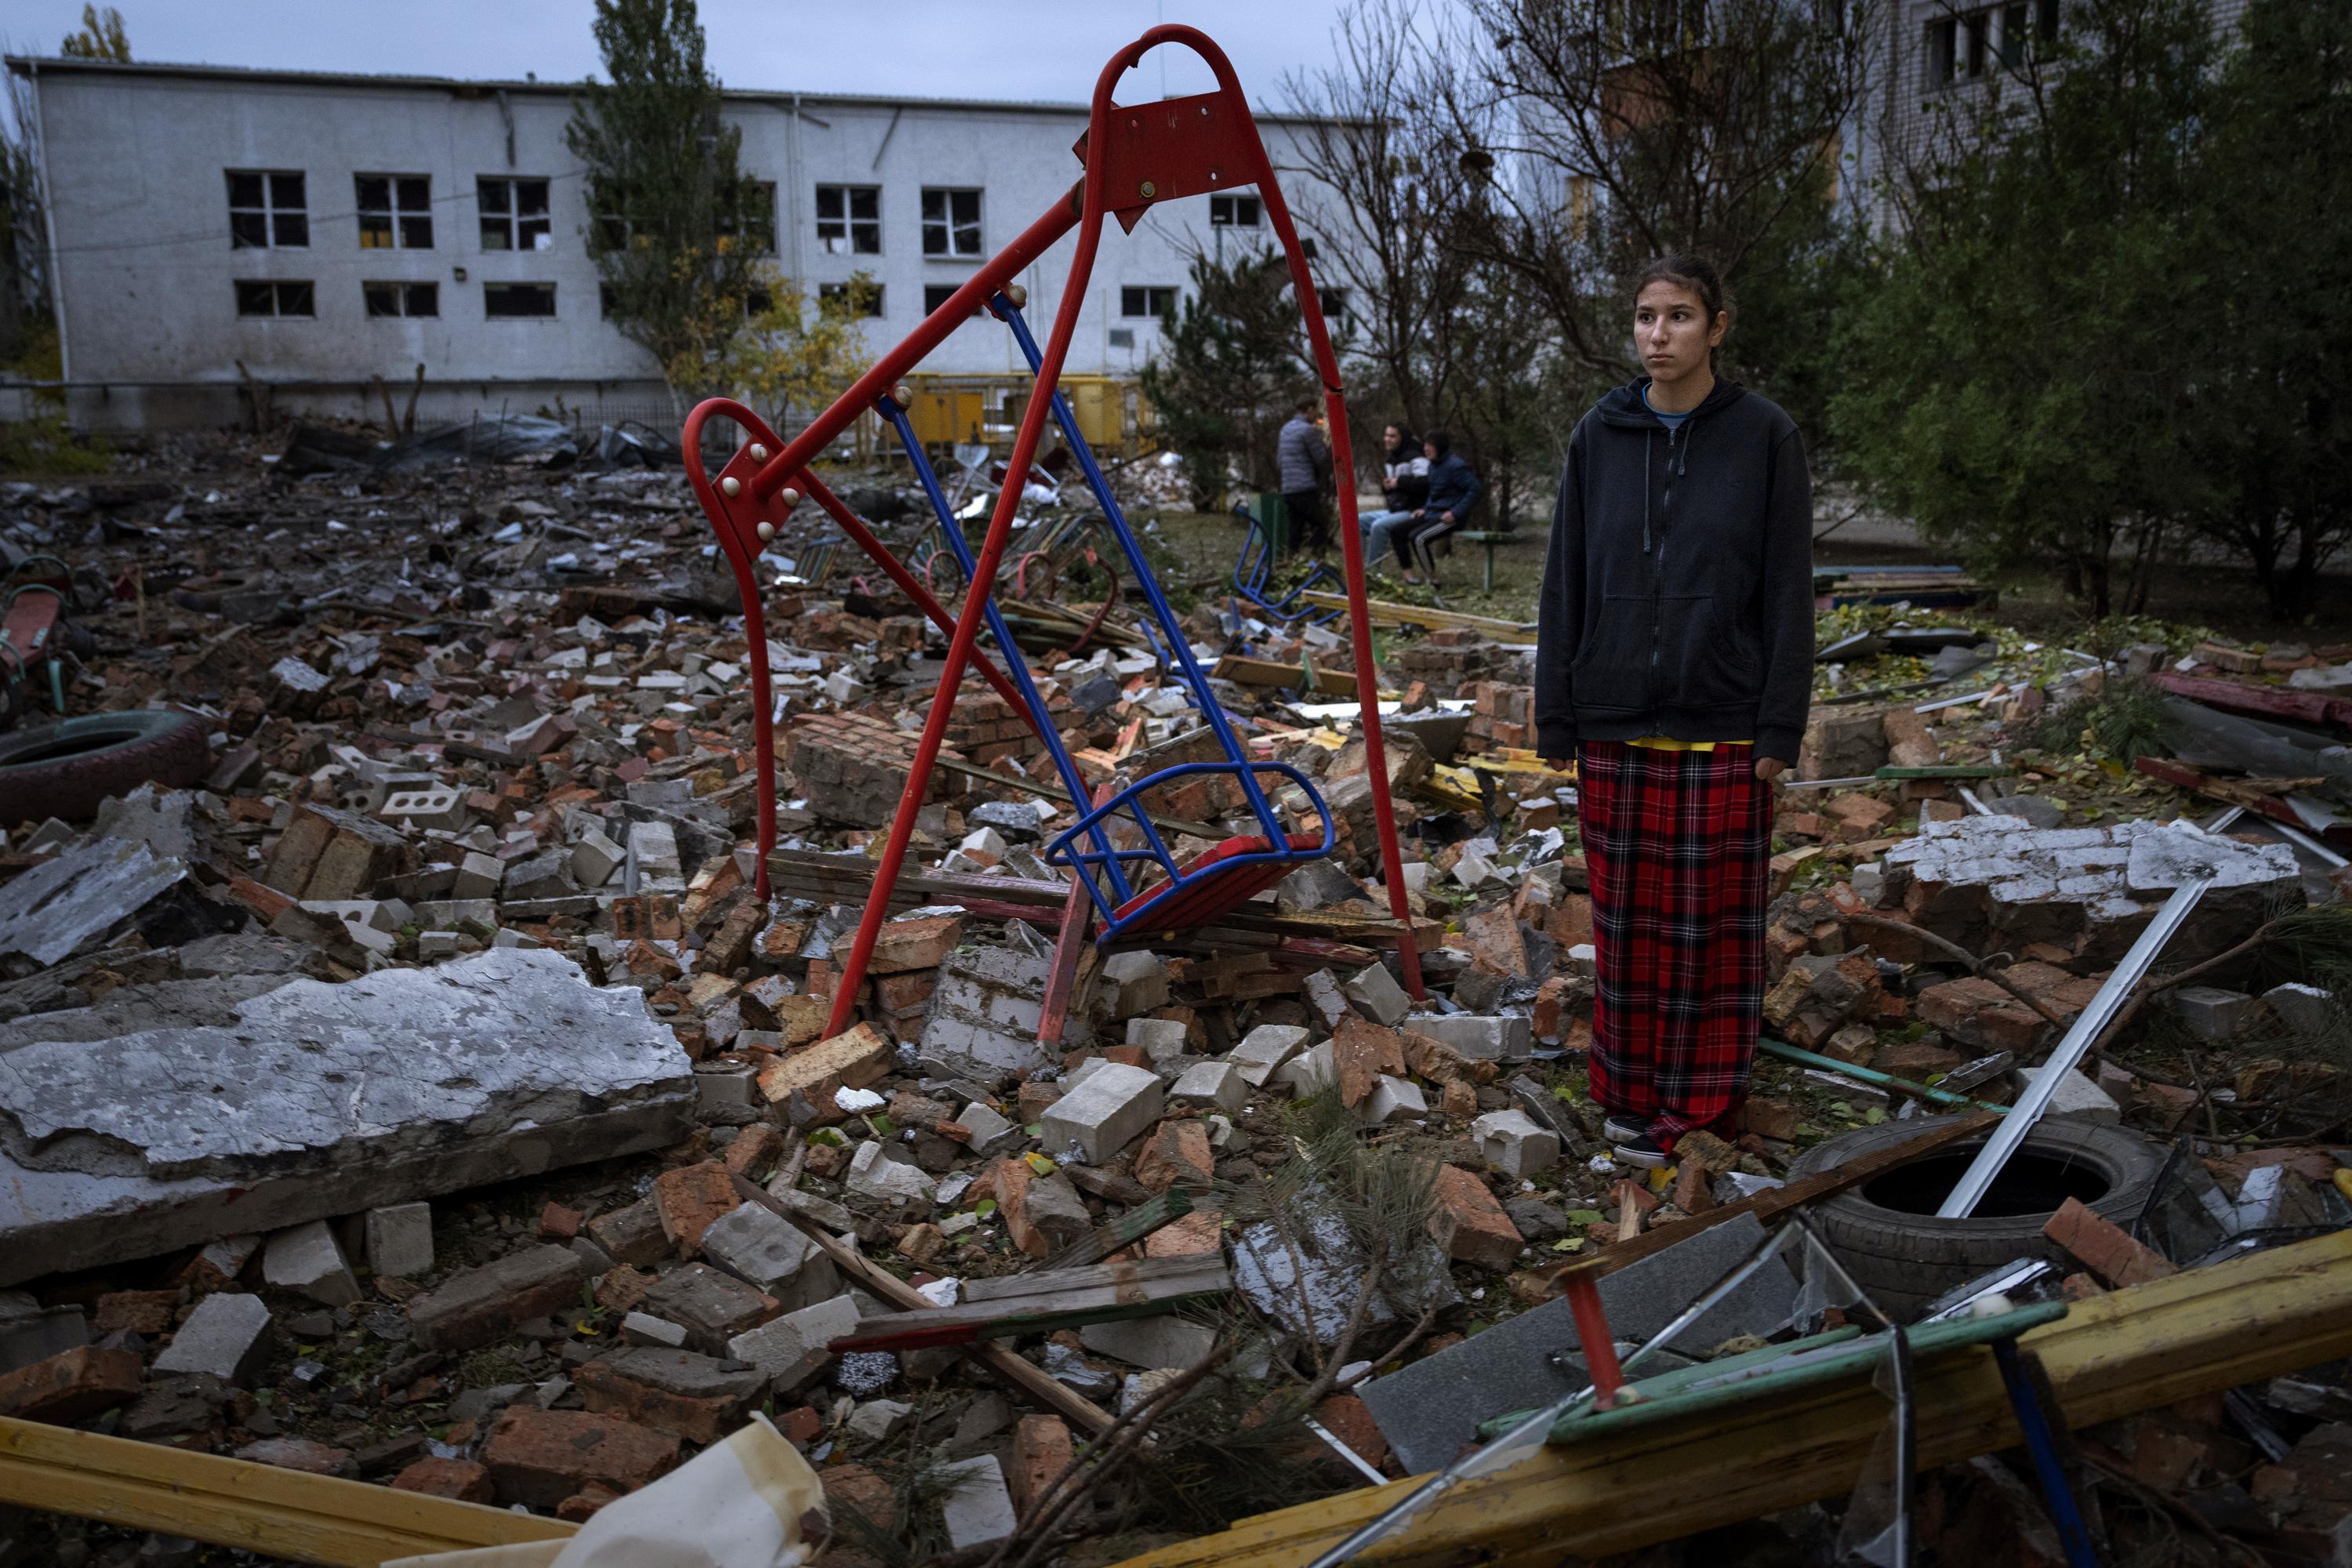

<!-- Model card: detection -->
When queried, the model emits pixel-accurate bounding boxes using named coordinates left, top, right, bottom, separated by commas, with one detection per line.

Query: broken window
left=356, top=174, right=432, bottom=249
left=721, top=182, right=778, bottom=255
left=362, top=281, right=439, bottom=318
left=920, top=188, right=982, bottom=257
left=1318, top=287, right=1351, bottom=326
left=600, top=282, right=619, bottom=318
left=478, top=177, right=553, bottom=252
left=483, top=281, right=557, bottom=318
left=923, top=282, right=985, bottom=318
left=815, top=185, right=881, bottom=255
left=818, top=279, right=885, bottom=318
left=1120, top=285, right=1178, bottom=319
left=234, top=279, right=314, bottom=318
left=745, top=285, right=774, bottom=320
left=227, top=170, right=307, bottom=249
left=1209, top=194, right=1261, bottom=228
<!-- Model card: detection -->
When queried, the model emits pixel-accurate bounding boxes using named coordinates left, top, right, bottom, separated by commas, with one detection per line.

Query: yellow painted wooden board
left=1294, top=591, right=1533, bottom=638
left=0, top=1415, right=575, bottom=1566
left=1112, top=1229, right=2352, bottom=1568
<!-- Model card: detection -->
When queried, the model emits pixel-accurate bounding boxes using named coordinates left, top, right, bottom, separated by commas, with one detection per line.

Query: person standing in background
left=1535, top=254, right=1814, bottom=1169
left=1275, top=397, right=1333, bottom=557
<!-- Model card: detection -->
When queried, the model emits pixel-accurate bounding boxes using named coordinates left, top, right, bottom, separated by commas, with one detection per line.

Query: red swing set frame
left=684, top=26, right=1425, bottom=1040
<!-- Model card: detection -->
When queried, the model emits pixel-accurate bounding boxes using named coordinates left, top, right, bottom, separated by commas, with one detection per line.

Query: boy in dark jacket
left=1391, top=431, right=1481, bottom=581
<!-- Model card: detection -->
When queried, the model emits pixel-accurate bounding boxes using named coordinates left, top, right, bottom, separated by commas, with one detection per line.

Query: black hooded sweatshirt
left=1535, top=377, right=1813, bottom=762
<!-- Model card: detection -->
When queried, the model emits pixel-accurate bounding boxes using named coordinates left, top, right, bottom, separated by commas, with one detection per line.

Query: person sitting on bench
left=1393, top=430, right=1482, bottom=583
left=1360, top=421, right=1429, bottom=568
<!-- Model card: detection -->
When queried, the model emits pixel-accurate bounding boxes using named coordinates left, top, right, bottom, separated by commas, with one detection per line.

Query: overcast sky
left=5, top=1, right=1363, bottom=106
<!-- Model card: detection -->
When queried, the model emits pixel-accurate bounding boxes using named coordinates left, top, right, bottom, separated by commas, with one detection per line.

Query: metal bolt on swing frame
left=682, top=26, right=1427, bottom=1042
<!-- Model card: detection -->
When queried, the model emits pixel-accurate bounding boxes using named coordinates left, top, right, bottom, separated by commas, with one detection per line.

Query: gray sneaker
left=1602, top=1116, right=1647, bottom=1144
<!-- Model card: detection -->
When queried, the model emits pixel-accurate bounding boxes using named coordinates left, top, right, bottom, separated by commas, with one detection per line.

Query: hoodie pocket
left=1661, top=594, right=1762, bottom=708
left=1567, top=594, right=1651, bottom=710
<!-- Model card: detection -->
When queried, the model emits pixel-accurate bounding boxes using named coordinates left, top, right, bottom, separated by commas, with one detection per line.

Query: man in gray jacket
left=1275, top=397, right=1332, bottom=556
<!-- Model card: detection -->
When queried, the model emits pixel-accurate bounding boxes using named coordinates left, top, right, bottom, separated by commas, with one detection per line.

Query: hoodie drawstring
left=1642, top=430, right=1653, bottom=555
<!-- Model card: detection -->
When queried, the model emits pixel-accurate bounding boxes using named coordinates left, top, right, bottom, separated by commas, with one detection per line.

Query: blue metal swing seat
left=880, top=291, right=1334, bottom=942
left=1230, top=499, right=1341, bottom=626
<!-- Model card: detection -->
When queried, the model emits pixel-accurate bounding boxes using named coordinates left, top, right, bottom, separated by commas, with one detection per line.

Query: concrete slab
left=0, top=839, right=187, bottom=968
left=1356, top=1213, right=1798, bottom=1475
left=0, top=949, right=694, bottom=1284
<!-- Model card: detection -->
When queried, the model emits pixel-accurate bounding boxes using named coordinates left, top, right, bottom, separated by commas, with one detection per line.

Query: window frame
left=482, top=281, right=559, bottom=319
left=920, top=187, right=983, bottom=258
left=477, top=176, right=554, bottom=252
left=362, top=280, right=440, bottom=318
left=1119, top=285, right=1178, bottom=320
left=922, top=281, right=985, bottom=318
left=818, top=278, right=885, bottom=318
left=234, top=279, right=314, bottom=318
left=1209, top=194, right=1262, bottom=229
left=227, top=169, right=308, bottom=250
left=815, top=183, right=882, bottom=256
left=356, top=173, right=434, bottom=250
left=720, top=180, right=779, bottom=256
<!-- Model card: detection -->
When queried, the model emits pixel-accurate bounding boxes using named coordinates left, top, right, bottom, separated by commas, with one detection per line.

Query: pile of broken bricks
left=1, top=436, right=2350, bottom=1564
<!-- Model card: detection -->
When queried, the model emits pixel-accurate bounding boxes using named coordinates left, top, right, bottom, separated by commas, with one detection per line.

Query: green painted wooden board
left=1490, top=1301, right=2070, bottom=1448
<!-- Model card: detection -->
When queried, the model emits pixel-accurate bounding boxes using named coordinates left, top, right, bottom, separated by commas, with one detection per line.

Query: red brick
left=1461, top=905, right=1530, bottom=977
left=1144, top=1210, right=1224, bottom=1258
left=1314, top=1394, right=1390, bottom=1473
left=1132, top=1120, right=1214, bottom=1195
left=868, top=913, right=964, bottom=975
left=2042, top=1197, right=2176, bottom=1289
left=724, top=1123, right=786, bottom=1179
left=234, top=1439, right=356, bottom=1477
left=479, top=1407, right=681, bottom=1509
left=393, top=1457, right=495, bottom=1501
left=92, top=1289, right=180, bottom=1337
left=1428, top=1166, right=1523, bottom=1271
left=996, top=1160, right=1048, bottom=1261
left=1010, top=1414, right=1074, bottom=1514
left=775, top=1404, right=823, bottom=1448
left=538, top=1202, right=584, bottom=1241
left=755, top=1024, right=892, bottom=1116
left=820, top=1461, right=899, bottom=1532
left=405, top=1244, right=586, bottom=1352
left=0, top=1346, right=143, bottom=1425
left=557, top=1480, right=626, bottom=1521
left=1740, top=1098, right=1802, bottom=1142
left=652, top=1161, right=738, bottom=1258
left=573, top=1357, right=760, bottom=1446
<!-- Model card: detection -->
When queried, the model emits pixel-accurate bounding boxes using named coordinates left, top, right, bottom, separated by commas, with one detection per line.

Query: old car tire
left=0, top=710, right=213, bottom=823
left=1783, top=1114, right=2171, bottom=1320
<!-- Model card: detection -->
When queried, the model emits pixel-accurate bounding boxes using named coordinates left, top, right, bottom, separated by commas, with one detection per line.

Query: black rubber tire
left=0, top=710, right=213, bottom=824
left=1784, top=1113, right=2172, bottom=1321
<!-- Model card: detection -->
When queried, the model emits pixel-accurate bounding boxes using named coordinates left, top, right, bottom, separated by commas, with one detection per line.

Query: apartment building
left=7, top=55, right=1341, bottom=435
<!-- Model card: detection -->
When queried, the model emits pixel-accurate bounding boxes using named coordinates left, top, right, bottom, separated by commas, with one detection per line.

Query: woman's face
left=1635, top=280, right=1726, bottom=387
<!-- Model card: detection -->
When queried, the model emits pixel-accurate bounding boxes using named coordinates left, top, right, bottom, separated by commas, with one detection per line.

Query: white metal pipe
left=1936, top=876, right=2210, bottom=1219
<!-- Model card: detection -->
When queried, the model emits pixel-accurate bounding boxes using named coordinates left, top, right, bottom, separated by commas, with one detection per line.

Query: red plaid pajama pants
left=1577, top=739, right=1771, bottom=1147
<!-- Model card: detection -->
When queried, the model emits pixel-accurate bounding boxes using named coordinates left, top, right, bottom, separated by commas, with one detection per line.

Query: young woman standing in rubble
left=1536, top=255, right=1814, bottom=1169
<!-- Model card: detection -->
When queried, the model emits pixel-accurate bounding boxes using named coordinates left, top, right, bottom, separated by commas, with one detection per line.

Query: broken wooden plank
left=728, top=1171, right=1116, bottom=1436
left=1212, top=652, right=1360, bottom=698
left=1108, top=1229, right=2352, bottom=1568
left=2132, top=757, right=2352, bottom=844
left=1293, top=590, right=1533, bottom=638
left=830, top=1254, right=1232, bottom=1352
left=0, top=1412, right=572, bottom=1566
left=1553, top=1111, right=1998, bottom=1285
left=2153, top=670, right=2352, bottom=732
